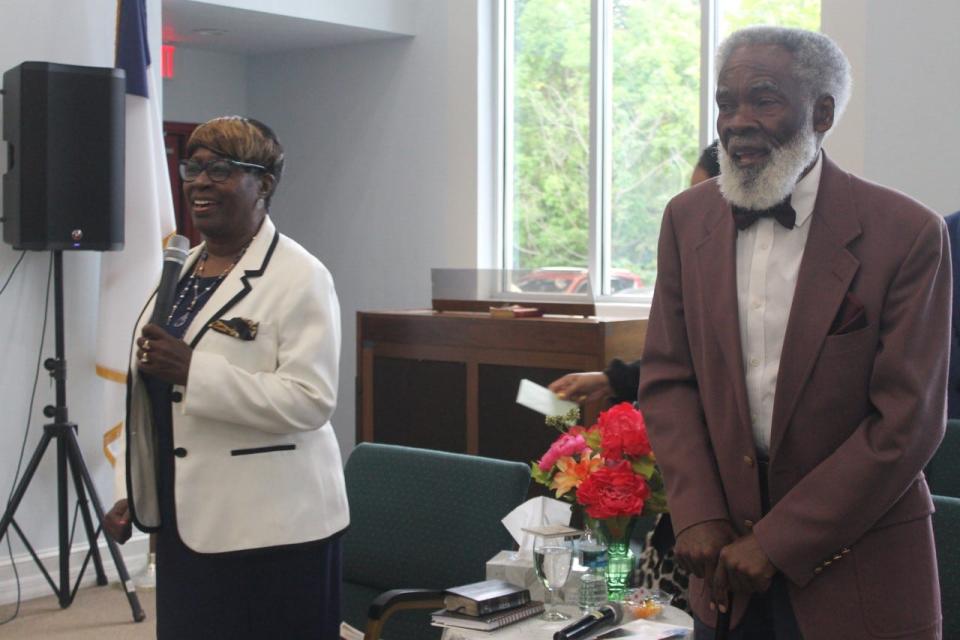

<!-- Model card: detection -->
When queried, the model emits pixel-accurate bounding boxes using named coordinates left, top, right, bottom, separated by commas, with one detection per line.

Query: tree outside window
left=504, top=0, right=820, bottom=298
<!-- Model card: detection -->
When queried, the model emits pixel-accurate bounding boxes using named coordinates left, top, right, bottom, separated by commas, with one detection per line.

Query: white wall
left=244, top=0, right=484, bottom=456
left=162, top=47, right=249, bottom=122
left=823, top=0, right=960, bottom=215
left=0, top=0, right=162, bottom=604
left=195, top=0, right=418, bottom=34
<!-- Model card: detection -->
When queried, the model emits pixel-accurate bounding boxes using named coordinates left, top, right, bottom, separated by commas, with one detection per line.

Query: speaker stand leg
left=0, top=251, right=145, bottom=622
left=67, top=437, right=108, bottom=587
left=62, top=425, right=146, bottom=621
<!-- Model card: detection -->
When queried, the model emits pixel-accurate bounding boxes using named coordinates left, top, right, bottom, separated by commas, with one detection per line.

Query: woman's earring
left=256, top=196, right=265, bottom=210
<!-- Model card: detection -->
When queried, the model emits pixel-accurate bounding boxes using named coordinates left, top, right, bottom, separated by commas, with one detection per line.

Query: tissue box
left=485, top=550, right=585, bottom=605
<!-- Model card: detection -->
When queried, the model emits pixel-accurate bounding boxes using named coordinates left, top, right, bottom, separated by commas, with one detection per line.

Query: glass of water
left=533, top=534, right=574, bottom=621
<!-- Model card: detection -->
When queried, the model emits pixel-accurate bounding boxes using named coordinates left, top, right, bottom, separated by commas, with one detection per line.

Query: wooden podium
left=356, top=309, right=647, bottom=464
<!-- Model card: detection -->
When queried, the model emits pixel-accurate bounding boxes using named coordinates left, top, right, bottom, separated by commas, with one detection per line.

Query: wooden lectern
left=356, top=304, right=647, bottom=465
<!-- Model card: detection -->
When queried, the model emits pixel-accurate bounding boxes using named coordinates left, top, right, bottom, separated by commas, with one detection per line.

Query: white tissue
left=501, top=496, right=572, bottom=559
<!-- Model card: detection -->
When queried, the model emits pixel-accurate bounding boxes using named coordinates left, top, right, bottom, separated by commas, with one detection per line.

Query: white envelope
left=516, top=379, right=578, bottom=417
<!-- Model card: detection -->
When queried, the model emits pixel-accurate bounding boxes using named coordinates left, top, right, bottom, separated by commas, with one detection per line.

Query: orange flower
left=551, top=454, right=602, bottom=498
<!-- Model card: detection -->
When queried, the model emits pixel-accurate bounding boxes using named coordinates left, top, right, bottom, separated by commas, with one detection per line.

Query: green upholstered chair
left=341, top=443, right=531, bottom=640
left=934, top=495, right=960, bottom=639
left=927, top=419, right=960, bottom=498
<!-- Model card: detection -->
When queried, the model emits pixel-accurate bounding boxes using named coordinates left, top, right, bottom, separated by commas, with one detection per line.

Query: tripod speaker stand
left=0, top=251, right=144, bottom=621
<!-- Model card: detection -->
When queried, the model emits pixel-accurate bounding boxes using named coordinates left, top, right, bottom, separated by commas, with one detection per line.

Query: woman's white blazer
left=124, top=216, right=349, bottom=554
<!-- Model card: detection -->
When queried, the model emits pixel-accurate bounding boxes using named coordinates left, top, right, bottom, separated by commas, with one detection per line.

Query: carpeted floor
left=0, top=583, right=156, bottom=639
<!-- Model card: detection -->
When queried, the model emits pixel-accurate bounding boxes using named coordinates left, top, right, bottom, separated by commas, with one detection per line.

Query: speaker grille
left=2, top=61, right=125, bottom=251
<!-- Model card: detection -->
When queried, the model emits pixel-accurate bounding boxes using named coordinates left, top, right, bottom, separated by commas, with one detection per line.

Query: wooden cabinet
left=356, top=310, right=647, bottom=464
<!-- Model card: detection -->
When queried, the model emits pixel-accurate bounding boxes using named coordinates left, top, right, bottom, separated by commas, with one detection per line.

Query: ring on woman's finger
left=140, top=352, right=149, bottom=364
left=143, top=339, right=151, bottom=351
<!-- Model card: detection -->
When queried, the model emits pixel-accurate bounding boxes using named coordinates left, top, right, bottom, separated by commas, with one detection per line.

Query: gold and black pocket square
left=209, top=317, right=259, bottom=341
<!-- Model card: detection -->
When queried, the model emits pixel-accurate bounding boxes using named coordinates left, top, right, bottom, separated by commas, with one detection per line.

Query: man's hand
left=712, top=532, right=777, bottom=612
left=674, top=519, right=737, bottom=584
left=104, top=499, right=132, bottom=544
left=136, top=323, right=192, bottom=385
left=548, top=372, right=613, bottom=404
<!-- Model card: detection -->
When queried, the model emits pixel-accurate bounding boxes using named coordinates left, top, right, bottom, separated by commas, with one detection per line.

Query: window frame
left=498, top=0, right=720, bottom=308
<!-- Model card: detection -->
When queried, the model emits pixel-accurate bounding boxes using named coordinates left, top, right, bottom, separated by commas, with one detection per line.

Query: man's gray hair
left=716, top=26, right=852, bottom=125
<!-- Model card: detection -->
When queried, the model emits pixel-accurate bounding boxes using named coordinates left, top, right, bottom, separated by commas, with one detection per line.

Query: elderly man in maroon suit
left=638, top=26, right=948, bottom=639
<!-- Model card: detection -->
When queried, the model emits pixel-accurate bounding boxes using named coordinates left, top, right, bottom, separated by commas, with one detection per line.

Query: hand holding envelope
left=516, top=379, right=578, bottom=417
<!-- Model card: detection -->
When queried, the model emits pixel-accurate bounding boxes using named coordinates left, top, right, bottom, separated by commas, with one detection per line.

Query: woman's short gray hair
left=716, top=26, right=852, bottom=124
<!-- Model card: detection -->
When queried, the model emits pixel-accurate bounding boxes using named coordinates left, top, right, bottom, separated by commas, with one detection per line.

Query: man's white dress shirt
left=736, top=151, right=823, bottom=454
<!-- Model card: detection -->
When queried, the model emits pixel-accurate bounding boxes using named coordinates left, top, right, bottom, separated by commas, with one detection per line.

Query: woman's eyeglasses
left=179, top=158, right=267, bottom=183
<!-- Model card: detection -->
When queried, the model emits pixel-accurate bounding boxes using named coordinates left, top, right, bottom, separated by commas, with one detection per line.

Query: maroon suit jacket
left=638, top=154, right=948, bottom=639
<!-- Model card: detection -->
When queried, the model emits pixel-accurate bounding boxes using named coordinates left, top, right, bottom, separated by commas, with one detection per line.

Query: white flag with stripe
left=97, top=0, right=176, bottom=498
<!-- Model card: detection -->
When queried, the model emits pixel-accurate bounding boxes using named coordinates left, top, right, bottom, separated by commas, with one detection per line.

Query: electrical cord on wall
left=0, top=253, right=52, bottom=625
left=0, top=251, right=26, bottom=297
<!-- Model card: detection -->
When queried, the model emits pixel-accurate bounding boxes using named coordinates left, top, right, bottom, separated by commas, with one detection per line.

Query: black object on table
left=715, top=594, right=732, bottom=640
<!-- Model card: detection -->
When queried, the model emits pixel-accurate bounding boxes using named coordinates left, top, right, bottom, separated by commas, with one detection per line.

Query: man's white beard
left=717, top=125, right=819, bottom=210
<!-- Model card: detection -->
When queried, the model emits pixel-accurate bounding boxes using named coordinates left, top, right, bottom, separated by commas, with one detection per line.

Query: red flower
left=576, top=459, right=650, bottom=519
left=598, top=403, right=651, bottom=459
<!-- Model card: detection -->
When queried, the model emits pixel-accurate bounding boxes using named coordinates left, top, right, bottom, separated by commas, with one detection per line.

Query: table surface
left=438, top=603, right=693, bottom=640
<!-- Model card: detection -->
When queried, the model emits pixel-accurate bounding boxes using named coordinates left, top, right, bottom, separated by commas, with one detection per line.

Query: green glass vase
left=587, top=515, right=638, bottom=601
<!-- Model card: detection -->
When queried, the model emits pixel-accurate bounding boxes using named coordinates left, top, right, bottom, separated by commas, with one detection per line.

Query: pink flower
left=538, top=432, right=587, bottom=471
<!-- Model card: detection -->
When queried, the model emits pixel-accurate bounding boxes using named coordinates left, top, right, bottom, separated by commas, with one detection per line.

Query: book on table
left=442, top=578, right=531, bottom=617
left=431, top=600, right=545, bottom=631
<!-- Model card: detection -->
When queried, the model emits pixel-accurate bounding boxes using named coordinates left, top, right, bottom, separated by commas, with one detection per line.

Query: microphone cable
left=0, top=252, right=52, bottom=626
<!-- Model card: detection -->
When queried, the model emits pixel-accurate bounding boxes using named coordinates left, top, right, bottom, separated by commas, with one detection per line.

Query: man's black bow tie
left=731, top=198, right=796, bottom=230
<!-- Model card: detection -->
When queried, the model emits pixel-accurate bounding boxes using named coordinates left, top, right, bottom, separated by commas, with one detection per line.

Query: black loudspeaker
left=2, top=61, right=125, bottom=251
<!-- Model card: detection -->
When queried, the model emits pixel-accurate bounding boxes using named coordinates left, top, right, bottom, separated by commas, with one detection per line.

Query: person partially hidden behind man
left=944, top=209, right=960, bottom=419
left=639, top=26, right=948, bottom=639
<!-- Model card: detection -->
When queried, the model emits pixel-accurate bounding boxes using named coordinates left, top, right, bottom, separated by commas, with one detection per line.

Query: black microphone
left=553, top=602, right=624, bottom=640
left=149, top=235, right=190, bottom=325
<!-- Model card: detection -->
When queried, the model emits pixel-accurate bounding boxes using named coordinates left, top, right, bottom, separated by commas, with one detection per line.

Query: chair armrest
left=364, top=588, right=446, bottom=640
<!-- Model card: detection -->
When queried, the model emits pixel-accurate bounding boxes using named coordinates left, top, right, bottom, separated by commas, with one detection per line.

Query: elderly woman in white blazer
left=105, top=116, right=349, bottom=640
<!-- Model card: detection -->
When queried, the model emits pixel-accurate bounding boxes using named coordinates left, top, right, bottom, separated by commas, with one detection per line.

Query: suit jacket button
left=174, top=447, right=187, bottom=458
left=743, top=454, right=755, bottom=467
left=814, top=567, right=823, bottom=575
left=743, top=519, right=754, bottom=529
left=170, top=390, right=183, bottom=402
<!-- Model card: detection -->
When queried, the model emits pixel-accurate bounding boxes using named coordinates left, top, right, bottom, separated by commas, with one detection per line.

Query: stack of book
left=430, top=578, right=544, bottom=631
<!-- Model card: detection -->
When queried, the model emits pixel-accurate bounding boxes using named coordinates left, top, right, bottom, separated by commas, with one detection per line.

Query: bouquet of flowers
left=531, top=402, right=667, bottom=522
left=532, top=402, right=666, bottom=600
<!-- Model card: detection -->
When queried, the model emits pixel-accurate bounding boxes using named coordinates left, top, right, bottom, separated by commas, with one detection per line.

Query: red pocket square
left=830, top=292, right=867, bottom=335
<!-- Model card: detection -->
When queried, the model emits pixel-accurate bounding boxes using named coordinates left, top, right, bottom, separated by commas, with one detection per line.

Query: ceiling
left=161, top=0, right=410, bottom=55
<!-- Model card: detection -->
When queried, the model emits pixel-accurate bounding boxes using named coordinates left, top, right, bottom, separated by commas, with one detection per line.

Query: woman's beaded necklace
left=166, top=240, right=252, bottom=328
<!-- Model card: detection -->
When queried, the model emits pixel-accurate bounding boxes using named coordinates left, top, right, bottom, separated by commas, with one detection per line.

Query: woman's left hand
left=136, top=324, right=192, bottom=386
